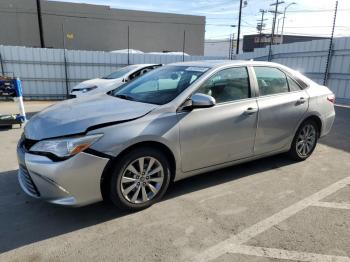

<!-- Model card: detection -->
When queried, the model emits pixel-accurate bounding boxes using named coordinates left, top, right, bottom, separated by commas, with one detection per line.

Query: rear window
left=285, top=69, right=309, bottom=89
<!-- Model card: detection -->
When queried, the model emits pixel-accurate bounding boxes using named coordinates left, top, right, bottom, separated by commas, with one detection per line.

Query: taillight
left=327, top=94, right=335, bottom=104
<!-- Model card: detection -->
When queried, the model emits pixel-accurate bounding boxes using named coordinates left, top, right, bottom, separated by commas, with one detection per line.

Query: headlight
left=81, top=86, right=98, bottom=93
left=29, top=134, right=103, bottom=158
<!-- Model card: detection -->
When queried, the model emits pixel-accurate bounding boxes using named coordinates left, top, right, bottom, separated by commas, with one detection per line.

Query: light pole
left=280, top=2, right=296, bottom=44
left=276, top=17, right=283, bottom=35
left=276, top=16, right=283, bottom=44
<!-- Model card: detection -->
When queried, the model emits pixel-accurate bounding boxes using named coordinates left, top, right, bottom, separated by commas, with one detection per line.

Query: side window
left=139, top=67, right=152, bottom=76
left=254, top=67, right=289, bottom=96
left=196, top=67, right=250, bottom=103
left=128, top=70, right=141, bottom=81
left=287, top=76, right=302, bottom=92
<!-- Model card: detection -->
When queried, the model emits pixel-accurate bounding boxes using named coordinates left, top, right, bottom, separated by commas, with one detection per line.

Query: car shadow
left=319, top=106, right=350, bottom=153
left=0, top=153, right=295, bottom=254
left=0, top=169, right=128, bottom=253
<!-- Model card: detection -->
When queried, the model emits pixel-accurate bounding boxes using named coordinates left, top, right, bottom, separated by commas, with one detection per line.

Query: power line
left=288, top=8, right=350, bottom=13
left=206, top=24, right=350, bottom=29
left=205, top=8, right=350, bottom=20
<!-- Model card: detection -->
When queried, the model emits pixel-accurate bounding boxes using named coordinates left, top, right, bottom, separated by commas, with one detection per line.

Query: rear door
left=252, top=66, right=309, bottom=154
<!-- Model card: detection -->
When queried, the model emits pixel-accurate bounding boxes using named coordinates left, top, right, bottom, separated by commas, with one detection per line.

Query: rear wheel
left=289, top=120, right=319, bottom=161
left=109, top=147, right=171, bottom=211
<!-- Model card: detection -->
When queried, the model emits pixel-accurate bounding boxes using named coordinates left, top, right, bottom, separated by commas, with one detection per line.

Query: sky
left=54, top=0, right=350, bottom=40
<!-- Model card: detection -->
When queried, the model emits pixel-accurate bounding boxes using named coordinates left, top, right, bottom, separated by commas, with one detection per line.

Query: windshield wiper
left=115, top=94, right=136, bottom=101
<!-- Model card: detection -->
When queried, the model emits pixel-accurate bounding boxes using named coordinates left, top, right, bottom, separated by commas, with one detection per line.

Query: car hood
left=24, top=94, right=157, bottom=140
left=73, top=78, right=121, bottom=90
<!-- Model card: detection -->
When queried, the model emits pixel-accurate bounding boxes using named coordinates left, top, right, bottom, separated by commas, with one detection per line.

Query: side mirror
left=191, top=93, right=216, bottom=109
left=122, top=78, right=128, bottom=83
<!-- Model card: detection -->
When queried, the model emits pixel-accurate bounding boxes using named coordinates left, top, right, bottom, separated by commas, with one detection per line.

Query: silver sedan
left=17, top=61, right=335, bottom=210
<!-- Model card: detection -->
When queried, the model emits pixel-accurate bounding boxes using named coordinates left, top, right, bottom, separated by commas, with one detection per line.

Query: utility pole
left=268, top=0, right=284, bottom=61
left=36, top=0, right=45, bottom=48
left=257, top=9, right=267, bottom=48
left=236, top=0, right=244, bottom=55
left=323, top=0, right=338, bottom=86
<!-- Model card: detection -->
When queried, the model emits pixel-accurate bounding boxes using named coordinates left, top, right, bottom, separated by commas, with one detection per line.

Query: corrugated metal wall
left=1, top=37, right=350, bottom=101
left=0, top=45, right=222, bottom=99
left=235, top=37, right=350, bottom=101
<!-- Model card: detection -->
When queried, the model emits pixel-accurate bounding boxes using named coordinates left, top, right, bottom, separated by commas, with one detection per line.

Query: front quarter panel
left=88, top=109, right=181, bottom=170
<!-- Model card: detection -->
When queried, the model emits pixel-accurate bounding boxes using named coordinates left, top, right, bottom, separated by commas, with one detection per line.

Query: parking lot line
left=312, top=201, right=350, bottom=210
left=217, top=244, right=350, bottom=262
left=192, top=175, right=350, bottom=262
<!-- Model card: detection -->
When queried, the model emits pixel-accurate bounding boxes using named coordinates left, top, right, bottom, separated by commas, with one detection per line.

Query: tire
left=289, top=119, right=319, bottom=161
left=109, top=147, right=171, bottom=211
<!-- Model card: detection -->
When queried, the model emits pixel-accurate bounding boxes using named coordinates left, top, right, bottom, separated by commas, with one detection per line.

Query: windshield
left=102, top=65, right=139, bottom=79
left=111, top=65, right=210, bottom=105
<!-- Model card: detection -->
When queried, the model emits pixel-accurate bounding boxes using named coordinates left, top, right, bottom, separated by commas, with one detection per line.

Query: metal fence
left=1, top=38, right=350, bottom=102
left=235, top=37, right=350, bottom=103
left=0, top=45, right=223, bottom=100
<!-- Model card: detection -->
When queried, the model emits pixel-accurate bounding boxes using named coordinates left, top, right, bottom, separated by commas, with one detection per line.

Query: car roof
left=169, top=60, right=283, bottom=69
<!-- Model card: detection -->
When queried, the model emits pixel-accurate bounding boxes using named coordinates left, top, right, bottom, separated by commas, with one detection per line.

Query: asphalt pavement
left=0, top=101, right=349, bottom=262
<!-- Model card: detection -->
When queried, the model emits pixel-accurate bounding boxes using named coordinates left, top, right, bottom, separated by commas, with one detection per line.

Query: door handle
left=298, top=97, right=306, bottom=104
left=244, top=107, right=258, bottom=115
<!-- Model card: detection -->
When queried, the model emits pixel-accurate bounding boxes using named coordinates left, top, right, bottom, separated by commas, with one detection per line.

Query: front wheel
left=289, top=120, right=319, bottom=161
left=109, top=147, right=171, bottom=211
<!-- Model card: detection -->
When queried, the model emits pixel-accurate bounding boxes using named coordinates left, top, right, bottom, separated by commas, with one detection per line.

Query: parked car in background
left=18, top=61, right=335, bottom=211
left=110, top=49, right=144, bottom=54
left=69, top=64, right=161, bottom=98
left=147, top=52, right=190, bottom=56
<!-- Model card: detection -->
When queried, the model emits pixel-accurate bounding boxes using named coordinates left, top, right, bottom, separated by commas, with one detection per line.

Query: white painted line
left=312, top=201, right=350, bottom=210
left=192, top=175, right=350, bottom=262
left=223, top=244, right=350, bottom=262
left=335, top=104, right=350, bottom=109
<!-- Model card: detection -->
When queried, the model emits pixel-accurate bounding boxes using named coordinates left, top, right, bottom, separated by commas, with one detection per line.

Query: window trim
left=282, top=69, right=309, bottom=89
left=286, top=74, right=304, bottom=92
left=127, top=64, right=162, bottom=81
left=127, top=66, right=154, bottom=80
left=191, top=66, right=254, bottom=105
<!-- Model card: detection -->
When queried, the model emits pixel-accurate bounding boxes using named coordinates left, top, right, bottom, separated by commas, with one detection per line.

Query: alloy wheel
left=296, top=124, right=317, bottom=157
left=120, top=156, right=164, bottom=204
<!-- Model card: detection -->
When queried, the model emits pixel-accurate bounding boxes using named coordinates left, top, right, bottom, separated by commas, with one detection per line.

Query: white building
left=204, top=38, right=243, bottom=58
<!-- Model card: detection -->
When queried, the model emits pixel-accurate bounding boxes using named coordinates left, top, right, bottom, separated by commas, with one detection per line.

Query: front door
left=178, top=67, right=258, bottom=172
